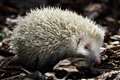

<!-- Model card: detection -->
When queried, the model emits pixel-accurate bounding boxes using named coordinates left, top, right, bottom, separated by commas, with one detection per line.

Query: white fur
left=11, top=7, right=105, bottom=69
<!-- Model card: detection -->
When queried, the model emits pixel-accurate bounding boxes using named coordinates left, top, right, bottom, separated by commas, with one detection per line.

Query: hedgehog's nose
left=95, top=58, right=101, bottom=65
left=90, top=57, right=101, bottom=66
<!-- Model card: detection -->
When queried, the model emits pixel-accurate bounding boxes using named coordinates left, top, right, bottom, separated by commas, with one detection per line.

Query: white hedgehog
left=10, top=7, right=105, bottom=73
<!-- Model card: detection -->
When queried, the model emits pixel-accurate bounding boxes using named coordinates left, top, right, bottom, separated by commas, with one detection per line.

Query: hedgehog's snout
left=94, top=56, right=101, bottom=65
left=76, top=47, right=101, bottom=65
left=87, top=53, right=101, bottom=66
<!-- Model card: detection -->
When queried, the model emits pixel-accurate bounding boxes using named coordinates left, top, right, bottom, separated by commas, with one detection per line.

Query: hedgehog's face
left=73, top=35, right=103, bottom=65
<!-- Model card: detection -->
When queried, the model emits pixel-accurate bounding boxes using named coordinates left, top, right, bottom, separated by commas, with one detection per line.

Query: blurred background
left=0, top=0, right=120, bottom=35
left=0, top=0, right=120, bottom=80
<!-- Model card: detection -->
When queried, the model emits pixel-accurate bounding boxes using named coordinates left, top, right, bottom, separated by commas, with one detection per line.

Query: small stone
left=0, top=42, right=2, bottom=47
left=110, top=41, right=120, bottom=45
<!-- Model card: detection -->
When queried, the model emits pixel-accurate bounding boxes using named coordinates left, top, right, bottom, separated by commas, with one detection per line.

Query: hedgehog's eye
left=77, top=39, right=80, bottom=45
left=84, top=43, right=90, bottom=50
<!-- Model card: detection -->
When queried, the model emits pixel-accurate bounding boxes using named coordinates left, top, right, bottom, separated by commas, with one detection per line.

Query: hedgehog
left=10, top=7, right=105, bottom=73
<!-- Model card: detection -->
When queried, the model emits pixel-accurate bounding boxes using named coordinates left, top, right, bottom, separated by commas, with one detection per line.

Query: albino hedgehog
left=10, top=7, right=105, bottom=73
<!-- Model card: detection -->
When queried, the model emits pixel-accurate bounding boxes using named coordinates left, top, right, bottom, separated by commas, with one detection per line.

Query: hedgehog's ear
left=79, top=32, right=86, bottom=39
